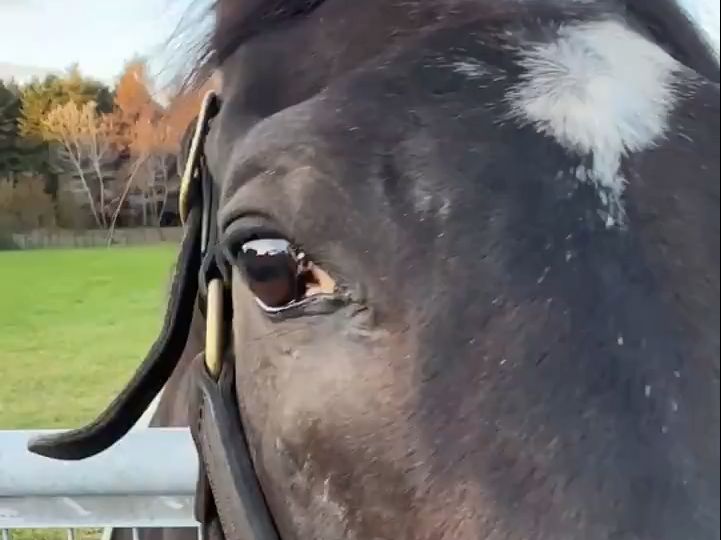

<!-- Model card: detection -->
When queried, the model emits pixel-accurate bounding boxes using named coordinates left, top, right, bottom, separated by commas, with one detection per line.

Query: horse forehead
left=214, top=14, right=697, bottom=233
left=406, top=18, right=680, bottom=228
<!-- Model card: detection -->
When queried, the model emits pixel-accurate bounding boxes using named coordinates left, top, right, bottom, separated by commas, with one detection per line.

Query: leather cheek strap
left=188, top=353, right=281, bottom=540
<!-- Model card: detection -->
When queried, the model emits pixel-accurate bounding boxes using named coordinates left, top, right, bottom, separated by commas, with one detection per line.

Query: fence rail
left=0, top=428, right=200, bottom=538
left=8, top=227, right=183, bottom=250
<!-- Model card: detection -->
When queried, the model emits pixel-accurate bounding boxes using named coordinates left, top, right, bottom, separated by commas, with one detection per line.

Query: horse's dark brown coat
left=119, top=1, right=719, bottom=539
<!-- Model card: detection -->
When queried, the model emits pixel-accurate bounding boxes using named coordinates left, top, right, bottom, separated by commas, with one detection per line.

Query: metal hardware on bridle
left=179, top=90, right=225, bottom=379
left=180, top=91, right=279, bottom=540
left=26, top=90, right=281, bottom=540
left=205, top=278, right=225, bottom=378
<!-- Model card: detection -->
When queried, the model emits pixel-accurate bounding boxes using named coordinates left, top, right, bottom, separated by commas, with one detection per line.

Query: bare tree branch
left=106, top=153, right=147, bottom=246
left=41, top=101, right=116, bottom=229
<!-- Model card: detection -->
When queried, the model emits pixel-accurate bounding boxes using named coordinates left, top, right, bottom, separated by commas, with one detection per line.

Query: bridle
left=27, top=91, right=281, bottom=540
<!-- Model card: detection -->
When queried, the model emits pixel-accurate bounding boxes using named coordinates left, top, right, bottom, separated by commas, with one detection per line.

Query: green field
left=0, top=245, right=177, bottom=429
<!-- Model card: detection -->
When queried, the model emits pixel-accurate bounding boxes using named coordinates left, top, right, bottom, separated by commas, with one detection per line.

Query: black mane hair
left=180, top=0, right=718, bottom=90
left=213, top=0, right=326, bottom=64
left=174, top=0, right=327, bottom=89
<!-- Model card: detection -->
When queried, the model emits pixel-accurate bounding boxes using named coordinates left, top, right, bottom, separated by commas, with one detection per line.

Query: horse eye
left=238, top=238, right=336, bottom=309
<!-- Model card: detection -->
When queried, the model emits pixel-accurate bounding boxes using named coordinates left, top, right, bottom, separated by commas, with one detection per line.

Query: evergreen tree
left=0, top=80, right=23, bottom=178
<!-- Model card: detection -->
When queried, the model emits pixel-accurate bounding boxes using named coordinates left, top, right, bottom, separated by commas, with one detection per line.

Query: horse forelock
left=197, top=0, right=719, bottom=73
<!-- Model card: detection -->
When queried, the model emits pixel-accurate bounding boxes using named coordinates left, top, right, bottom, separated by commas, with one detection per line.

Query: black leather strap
left=189, top=353, right=281, bottom=540
left=28, top=206, right=203, bottom=460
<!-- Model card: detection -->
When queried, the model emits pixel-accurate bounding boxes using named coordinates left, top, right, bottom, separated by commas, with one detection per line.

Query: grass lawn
left=0, top=245, right=178, bottom=540
left=0, top=245, right=177, bottom=428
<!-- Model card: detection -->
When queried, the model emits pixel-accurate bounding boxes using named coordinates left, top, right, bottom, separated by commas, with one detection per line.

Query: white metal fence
left=0, top=428, right=200, bottom=539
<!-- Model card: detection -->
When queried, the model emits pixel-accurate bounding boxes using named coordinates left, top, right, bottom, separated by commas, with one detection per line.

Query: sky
left=0, top=0, right=718, bottom=87
left=0, top=0, right=204, bottom=87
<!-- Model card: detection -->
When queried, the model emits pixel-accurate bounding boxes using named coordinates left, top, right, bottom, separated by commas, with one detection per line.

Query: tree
left=0, top=81, right=50, bottom=183
left=15, top=67, right=112, bottom=198
left=42, top=100, right=116, bottom=228
left=114, top=60, right=155, bottom=121
left=145, top=86, right=204, bottom=225
left=63, top=64, right=114, bottom=112
left=147, top=117, right=176, bottom=225
left=0, top=174, right=55, bottom=232
left=106, top=67, right=211, bottom=242
left=0, top=81, right=21, bottom=179
left=106, top=107, right=155, bottom=242
left=112, top=60, right=161, bottom=156
left=18, top=66, right=113, bottom=143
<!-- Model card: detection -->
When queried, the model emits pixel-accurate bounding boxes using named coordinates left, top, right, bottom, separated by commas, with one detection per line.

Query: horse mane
left=173, top=0, right=326, bottom=90
left=213, top=0, right=326, bottom=63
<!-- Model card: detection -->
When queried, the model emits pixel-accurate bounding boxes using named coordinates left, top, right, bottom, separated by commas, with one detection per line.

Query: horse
left=32, top=1, right=719, bottom=539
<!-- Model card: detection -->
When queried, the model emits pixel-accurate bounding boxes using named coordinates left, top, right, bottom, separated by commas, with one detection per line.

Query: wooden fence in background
left=9, top=227, right=184, bottom=249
